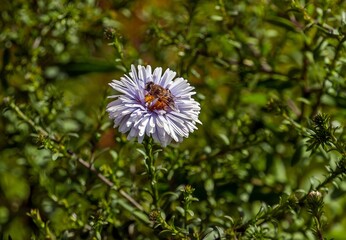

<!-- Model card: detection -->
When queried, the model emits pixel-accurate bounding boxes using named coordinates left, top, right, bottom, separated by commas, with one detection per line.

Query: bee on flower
left=107, top=65, right=201, bottom=147
left=144, top=81, right=177, bottom=111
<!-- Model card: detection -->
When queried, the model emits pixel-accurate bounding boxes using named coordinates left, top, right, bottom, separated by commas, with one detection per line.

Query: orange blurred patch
left=97, top=128, right=117, bottom=148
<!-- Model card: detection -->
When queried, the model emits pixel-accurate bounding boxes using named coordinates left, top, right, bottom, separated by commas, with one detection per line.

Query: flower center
left=145, top=94, right=170, bottom=111
left=144, top=82, right=176, bottom=111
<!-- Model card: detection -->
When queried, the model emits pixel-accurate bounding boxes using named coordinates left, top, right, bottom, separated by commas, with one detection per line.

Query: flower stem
left=143, top=138, right=159, bottom=209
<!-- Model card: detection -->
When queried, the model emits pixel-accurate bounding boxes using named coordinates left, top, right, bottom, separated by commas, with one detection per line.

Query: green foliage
left=1, top=0, right=346, bottom=239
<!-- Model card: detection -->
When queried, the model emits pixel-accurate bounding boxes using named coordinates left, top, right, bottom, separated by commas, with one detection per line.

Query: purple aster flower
left=107, top=65, right=201, bottom=147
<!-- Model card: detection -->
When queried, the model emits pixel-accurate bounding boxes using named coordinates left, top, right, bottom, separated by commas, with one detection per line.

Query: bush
left=1, top=0, right=346, bottom=239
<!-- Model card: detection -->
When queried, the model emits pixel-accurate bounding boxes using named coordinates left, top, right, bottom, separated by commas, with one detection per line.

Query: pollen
left=145, top=94, right=167, bottom=111
left=145, top=94, right=155, bottom=103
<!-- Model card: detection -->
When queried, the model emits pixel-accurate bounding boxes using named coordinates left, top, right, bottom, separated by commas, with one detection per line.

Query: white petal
left=107, top=65, right=201, bottom=147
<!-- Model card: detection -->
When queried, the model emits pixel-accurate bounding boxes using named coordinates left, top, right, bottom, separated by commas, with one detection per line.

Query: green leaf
left=266, top=16, right=298, bottom=32
left=204, top=178, right=214, bottom=193
left=201, top=227, right=225, bottom=240
left=175, top=206, right=185, bottom=216
left=186, top=209, right=194, bottom=217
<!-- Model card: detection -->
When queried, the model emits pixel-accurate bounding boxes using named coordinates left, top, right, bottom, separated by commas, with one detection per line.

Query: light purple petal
left=107, top=64, right=201, bottom=147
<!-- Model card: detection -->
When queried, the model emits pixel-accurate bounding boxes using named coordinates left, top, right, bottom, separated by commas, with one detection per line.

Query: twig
left=67, top=150, right=144, bottom=212
left=311, top=36, right=346, bottom=117
left=4, top=97, right=49, bottom=136
left=5, top=98, right=145, bottom=214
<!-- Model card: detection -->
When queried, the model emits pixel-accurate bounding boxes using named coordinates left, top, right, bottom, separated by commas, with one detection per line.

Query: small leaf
left=186, top=209, right=194, bottom=217
left=204, top=179, right=214, bottom=193
left=52, top=152, right=62, bottom=161
left=218, top=133, right=230, bottom=145
left=160, top=191, right=180, bottom=200
left=201, top=227, right=225, bottom=240
left=266, top=16, right=298, bottom=32
left=224, top=215, right=234, bottom=225
left=295, top=189, right=307, bottom=197
left=109, top=150, right=118, bottom=160
left=210, top=15, right=223, bottom=21
left=175, top=206, right=185, bottom=216
left=67, top=132, right=79, bottom=138
left=136, top=149, right=146, bottom=157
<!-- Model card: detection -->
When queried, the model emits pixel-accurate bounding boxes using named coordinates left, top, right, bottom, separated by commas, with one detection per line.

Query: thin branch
left=4, top=97, right=49, bottom=136
left=311, top=36, right=346, bottom=117
left=67, top=150, right=144, bottom=212
left=5, top=98, right=146, bottom=214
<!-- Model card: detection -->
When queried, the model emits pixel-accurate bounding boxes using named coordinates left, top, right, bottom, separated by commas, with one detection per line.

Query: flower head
left=107, top=65, right=201, bottom=147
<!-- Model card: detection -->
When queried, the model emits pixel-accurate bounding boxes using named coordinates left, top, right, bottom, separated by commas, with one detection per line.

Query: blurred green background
left=1, top=0, right=346, bottom=239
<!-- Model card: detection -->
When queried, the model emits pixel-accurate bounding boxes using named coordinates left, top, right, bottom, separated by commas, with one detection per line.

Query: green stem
left=4, top=97, right=49, bottom=137
left=314, top=216, right=324, bottom=240
left=183, top=201, right=188, bottom=230
left=143, top=138, right=159, bottom=209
